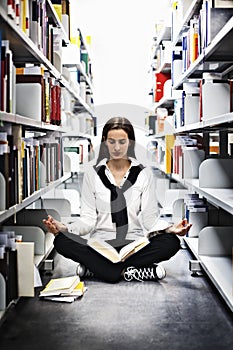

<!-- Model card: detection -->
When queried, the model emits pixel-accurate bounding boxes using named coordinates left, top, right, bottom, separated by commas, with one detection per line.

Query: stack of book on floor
left=39, top=275, right=86, bottom=303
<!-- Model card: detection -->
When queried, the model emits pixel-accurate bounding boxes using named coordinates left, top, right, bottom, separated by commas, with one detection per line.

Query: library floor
left=0, top=246, right=232, bottom=350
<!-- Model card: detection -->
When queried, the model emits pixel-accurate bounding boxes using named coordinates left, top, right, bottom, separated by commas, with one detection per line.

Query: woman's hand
left=166, top=218, right=192, bottom=237
left=43, top=215, right=67, bottom=236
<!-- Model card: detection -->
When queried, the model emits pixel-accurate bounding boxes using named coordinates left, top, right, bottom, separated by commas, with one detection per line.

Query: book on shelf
left=156, top=107, right=168, bottom=134
left=61, top=0, right=70, bottom=38
left=0, top=248, right=18, bottom=304
left=16, top=66, right=45, bottom=75
left=154, top=72, right=171, bottom=102
left=165, top=134, right=175, bottom=174
left=7, top=0, right=16, bottom=20
left=16, top=73, right=45, bottom=122
left=20, top=0, right=30, bottom=36
left=15, top=70, right=61, bottom=125
left=16, top=241, right=35, bottom=297
left=172, top=135, right=205, bottom=178
left=0, top=129, right=21, bottom=208
left=171, top=48, right=182, bottom=86
left=210, top=0, right=233, bottom=8
left=184, top=194, right=209, bottom=238
left=12, top=125, right=24, bottom=204
left=1, top=39, right=16, bottom=114
left=189, top=16, right=199, bottom=64
left=51, top=0, right=62, bottom=22
left=22, top=137, right=42, bottom=196
left=181, top=30, right=189, bottom=73
left=201, top=73, right=231, bottom=120
left=39, top=275, right=81, bottom=297
left=87, top=237, right=150, bottom=264
left=40, top=137, right=62, bottom=184
left=0, top=126, right=63, bottom=207
left=30, top=0, right=39, bottom=46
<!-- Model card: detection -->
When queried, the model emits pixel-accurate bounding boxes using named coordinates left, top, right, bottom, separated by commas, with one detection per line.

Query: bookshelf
left=150, top=0, right=233, bottom=312
left=0, top=0, right=95, bottom=314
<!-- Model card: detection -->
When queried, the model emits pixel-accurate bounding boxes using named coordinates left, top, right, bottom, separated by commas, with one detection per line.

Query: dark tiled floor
left=0, top=246, right=232, bottom=350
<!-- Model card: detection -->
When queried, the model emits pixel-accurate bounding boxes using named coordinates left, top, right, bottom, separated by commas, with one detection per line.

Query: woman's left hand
left=166, top=218, right=192, bottom=236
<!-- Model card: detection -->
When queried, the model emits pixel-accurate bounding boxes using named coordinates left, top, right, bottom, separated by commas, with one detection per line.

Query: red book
left=55, top=84, right=61, bottom=126
left=154, top=72, right=171, bottom=102
left=50, top=78, right=57, bottom=125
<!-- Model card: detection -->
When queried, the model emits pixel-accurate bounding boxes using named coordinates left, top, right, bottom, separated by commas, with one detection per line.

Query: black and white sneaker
left=123, top=264, right=166, bottom=282
left=76, top=263, right=94, bottom=278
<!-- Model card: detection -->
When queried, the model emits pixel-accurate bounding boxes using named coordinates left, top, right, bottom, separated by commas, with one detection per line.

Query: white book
left=16, top=242, right=35, bottom=297
left=16, top=83, right=42, bottom=121
left=39, top=276, right=80, bottom=297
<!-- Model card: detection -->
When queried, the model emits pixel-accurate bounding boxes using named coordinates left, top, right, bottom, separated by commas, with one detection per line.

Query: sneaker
left=123, top=264, right=166, bottom=282
left=76, top=263, right=94, bottom=278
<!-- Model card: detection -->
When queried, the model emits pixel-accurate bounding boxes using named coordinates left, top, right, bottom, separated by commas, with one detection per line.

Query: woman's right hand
left=43, top=215, right=67, bottom=236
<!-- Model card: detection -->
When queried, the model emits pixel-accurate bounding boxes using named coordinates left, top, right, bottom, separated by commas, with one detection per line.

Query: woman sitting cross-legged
left=43, top=117, right=191, bottom=283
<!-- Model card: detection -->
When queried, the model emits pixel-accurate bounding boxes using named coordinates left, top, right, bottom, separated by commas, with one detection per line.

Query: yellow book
left=20, top=0, right=29, bottom=35
left=61, top=281, right=86, bottom=297
left=165, top=134, right=175, bottom=174
left=87, top=237, right=150, bottom=263
left=53, top=4, right=62, bottom=22
left=39, top=275, right=80, bottom=297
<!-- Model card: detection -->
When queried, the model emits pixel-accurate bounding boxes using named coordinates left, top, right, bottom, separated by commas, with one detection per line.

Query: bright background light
left=71, top=0, right=171, bottom=108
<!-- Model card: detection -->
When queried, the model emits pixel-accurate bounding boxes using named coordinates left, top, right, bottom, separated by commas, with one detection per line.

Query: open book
left=39, top=275, right=81, bottom=297
left=87, top=236, right=150, bottom=263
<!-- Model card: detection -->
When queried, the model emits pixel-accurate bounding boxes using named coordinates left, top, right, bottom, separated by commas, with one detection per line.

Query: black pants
left=54, top=233, right=180, bottom=283
left=54, top=232, right=181, bottom=283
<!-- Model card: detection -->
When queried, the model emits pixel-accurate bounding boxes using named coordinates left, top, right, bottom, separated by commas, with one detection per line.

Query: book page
left=88, top=237, right=149, bottom=263
left=119, top=237, right=149, bottom=261
left=88, top=239, right=120, bottom=263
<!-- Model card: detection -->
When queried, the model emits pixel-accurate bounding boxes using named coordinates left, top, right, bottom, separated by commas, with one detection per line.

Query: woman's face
left=105, top=128, right=130, bottom=160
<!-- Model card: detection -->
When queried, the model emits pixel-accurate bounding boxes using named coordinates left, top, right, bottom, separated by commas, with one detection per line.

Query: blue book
left=181, top=90, right=186, bottom=126
left=182, top=32, right=187, bottom=73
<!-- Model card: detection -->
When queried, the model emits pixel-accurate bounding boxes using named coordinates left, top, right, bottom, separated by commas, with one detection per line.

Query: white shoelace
left=124, top=266, right=156, bottom=282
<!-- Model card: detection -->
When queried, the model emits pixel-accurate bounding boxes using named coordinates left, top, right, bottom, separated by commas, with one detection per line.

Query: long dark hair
left=96, top=117, right=136, bottom=164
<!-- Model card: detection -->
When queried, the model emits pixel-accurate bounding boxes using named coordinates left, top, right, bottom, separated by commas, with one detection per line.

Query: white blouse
left=66, top=158, right=170, bottom=241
